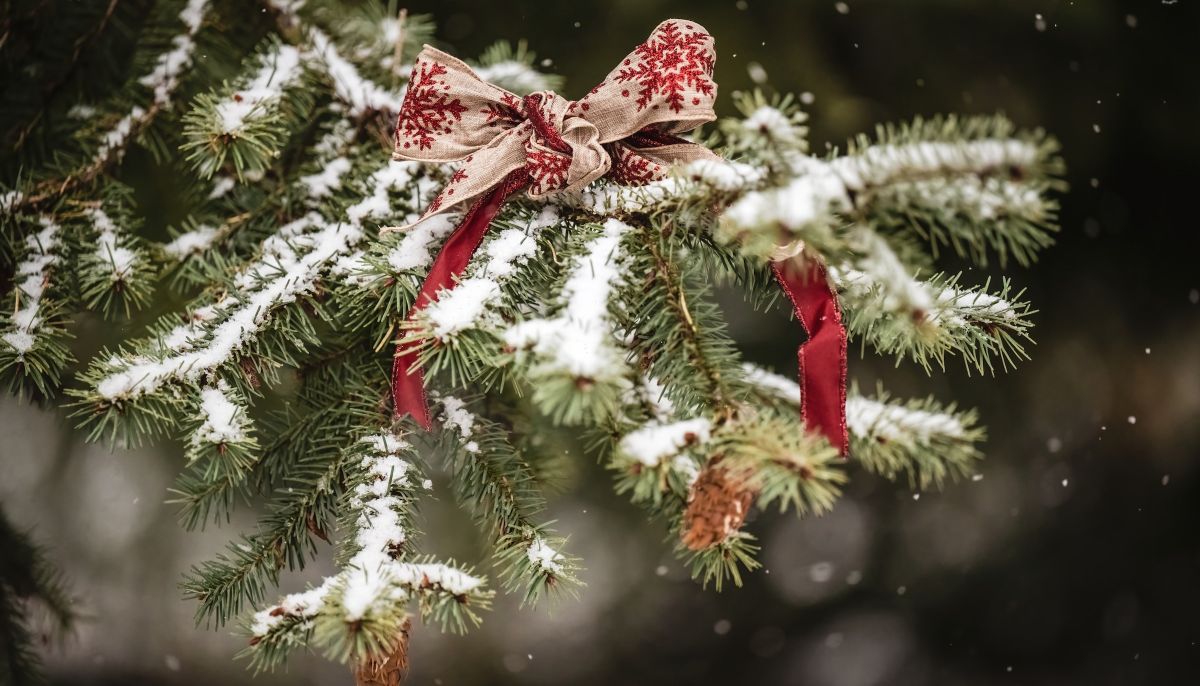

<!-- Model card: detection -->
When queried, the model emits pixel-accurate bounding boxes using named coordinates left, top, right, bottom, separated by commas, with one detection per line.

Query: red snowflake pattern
left=481, top=93, right=522, bottom=127
left=395, top=61, right=468, bottom=151
left=449, top=167, right=469, bottom=185
left=426, top=193, right=445, bottom=214
left=609, top=146, right=661, bottom=186
left=615, top=21, right=714, bottom=113
left=525, top=149, right=571, bottom=195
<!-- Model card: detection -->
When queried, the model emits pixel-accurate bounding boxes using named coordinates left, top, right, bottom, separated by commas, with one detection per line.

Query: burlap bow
left=389, top=19, right=724, bottom=430
left=387, top=19, right=721, bottom=229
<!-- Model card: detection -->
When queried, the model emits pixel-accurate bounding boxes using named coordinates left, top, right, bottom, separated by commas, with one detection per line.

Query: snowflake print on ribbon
left=615, top=21, right=715, bottom=113
left=609, top=146, right=661, bottom=186
left=481, top=93, right=523, bottom=127
left=525, top=149, right=571, bottom=196
left=395, top=60, right=468, bottom=151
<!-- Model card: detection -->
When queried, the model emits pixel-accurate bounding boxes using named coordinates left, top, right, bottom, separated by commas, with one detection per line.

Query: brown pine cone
left=354, top=618, right=413, bottom=686
left=680, top=462, right=756, bottom=550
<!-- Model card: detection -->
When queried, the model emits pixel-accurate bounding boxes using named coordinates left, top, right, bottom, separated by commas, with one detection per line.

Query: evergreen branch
left=831, top=238, right=1035, bottom=374
left=182, top=37, right=311, bottom=179
left=1, top=216, right=72, bottom=397
left=77, top=192, right=155, bottom=319
left=744, top=364, right=984, bottom=489
left=7, top=0, right=213, bottom=213
left=501, top=219, right=636, bottom=424
left=434, top=395, right=581, bottom=605
left=622, top=218, right=751, bottom=415
left=401, top=206, right=563, bottom=389
left=73, top=159, right=421, bottom=445
left=245, top=433, right=491, bottom=670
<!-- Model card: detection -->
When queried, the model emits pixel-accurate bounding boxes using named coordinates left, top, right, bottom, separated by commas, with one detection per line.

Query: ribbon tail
left=771, top=260, right=849, bottom=456
left=392, top=170, right=528, bottom=428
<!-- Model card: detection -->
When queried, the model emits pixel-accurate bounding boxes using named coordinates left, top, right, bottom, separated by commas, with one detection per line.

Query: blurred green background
left=3, top=0, right=1199, bottom=684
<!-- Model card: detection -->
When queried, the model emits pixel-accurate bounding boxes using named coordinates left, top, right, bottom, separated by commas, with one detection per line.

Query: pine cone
left=680, top=462, right=755, bottom=550
left=354, top=618, right=413, bottom=686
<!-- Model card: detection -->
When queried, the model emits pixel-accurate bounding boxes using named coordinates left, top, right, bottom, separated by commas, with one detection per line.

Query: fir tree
left=0, top=1, right=1062, bottom=682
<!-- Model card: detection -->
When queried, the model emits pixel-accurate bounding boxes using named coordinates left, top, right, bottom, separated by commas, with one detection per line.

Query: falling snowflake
left=614, top=21, right=715, bottom=113
left=395, top=60, right=468, bottom=151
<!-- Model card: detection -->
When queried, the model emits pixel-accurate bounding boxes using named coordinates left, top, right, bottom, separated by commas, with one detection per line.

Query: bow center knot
left=520, top=92, right=609, bottom=197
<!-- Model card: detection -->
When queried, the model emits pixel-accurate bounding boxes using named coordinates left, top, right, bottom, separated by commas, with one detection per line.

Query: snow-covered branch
left=503, top=218, right=634, bottom=387
left=418, top=207, right=559, bottom=339
left=91, top=160, right=419, bottom=403
left=95, top=0, right=212, bottom=164
left=213, top=42, right=304, bottom=135
left=249, top=432, right=488, bottom=663
left=1, top=218, right=62, bottom=358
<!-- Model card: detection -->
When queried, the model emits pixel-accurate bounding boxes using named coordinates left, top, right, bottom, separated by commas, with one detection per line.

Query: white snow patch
left=299, top=157, right=352, bottom=199
left=164, top=225, right=219, bottom=259
left=215, top=43, right=303, bottom=133
left=310, top=28, right=405, bottom=116
left=527, top=538, right=564, bottom=575
left=502, top=218, right=632, bottom=381
left=845, top=396, right=965, bottom=442
left=619, top=418, right=712, bottom=467
left=87, top=207, right=137, bottom=279
left=192, top=381, right=247, bottom=447
left=439, top=396, right=476, bottom=441
left=2, top=217, right=61, bottom=357
left=387, top=213, right=458, bottom=272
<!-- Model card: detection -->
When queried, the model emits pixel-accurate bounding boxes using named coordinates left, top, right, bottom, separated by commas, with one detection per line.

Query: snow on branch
left=1, top=218, right=62, bottom=357
left=831, top=139, right=1039, bottom=192
left=503, top=218, right=633, bottom=385
left=743, top=363, right=980, bottom=485
left=743, top=362, right=968, bottom=441
left=617, top=418, right=712, bottom=469
left=162, top=224, right=219, bottom=260
left=92, top=160, right=418, bottom=403
left=309, top=28, right=405, bottom=116
left=249, top=433, right=487, bottom=665
left=213, top=42, right=304, bottom=135
left=420, top=207, right=560, bottom=339
left=94, top=0, right=212, bottom=164
left=829, top=242, right=1032, bottom=372
left=78, top=203, right=155, bottom=318
left=85, top=207, right=141, bottom=283
left=562, top=159, right=765, bottom=215
left=432, top=394, right=579, bottom=603
left=191, top=380, right=250, bottom=448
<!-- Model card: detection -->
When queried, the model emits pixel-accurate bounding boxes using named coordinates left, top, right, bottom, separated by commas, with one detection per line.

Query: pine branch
left=245, top=433, right=491, bottom=671
left=744, top=364, right=983, bottom=489
left=433, top=395, right=581, bottom=605
left=7, top=0, right=214, bottom=213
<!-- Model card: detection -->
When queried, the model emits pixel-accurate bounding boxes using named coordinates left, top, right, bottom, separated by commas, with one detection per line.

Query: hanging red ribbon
left=772, top=260, right=849, bottom=455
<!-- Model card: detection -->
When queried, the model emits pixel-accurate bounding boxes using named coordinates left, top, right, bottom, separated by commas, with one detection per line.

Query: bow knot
left=389, top=19, right=720, bottom=227
left=519, top=91, right=609, bottom=196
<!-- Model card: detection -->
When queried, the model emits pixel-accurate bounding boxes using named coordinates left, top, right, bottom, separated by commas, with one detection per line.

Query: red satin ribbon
left=392, top=169, right=529, bottom=428
left=771, top=260, right=849, bottom=455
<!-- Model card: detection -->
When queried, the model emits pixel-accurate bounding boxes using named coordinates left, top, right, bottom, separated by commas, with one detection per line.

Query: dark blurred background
left=3, top=0, right=1199, bottom=684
